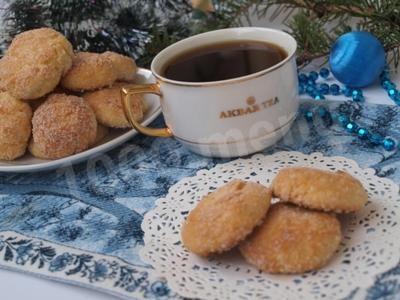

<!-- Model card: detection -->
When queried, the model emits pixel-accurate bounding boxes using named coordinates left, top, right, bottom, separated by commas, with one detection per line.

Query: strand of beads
left=303, top=106, right=397, bottom=151
left=380, top=66, right=400, bottom=104
left=298, top=65, right=398, bottom=152
left=298, top=68, right=365, bottom=102
left=335, top=113, right=396, bottom=151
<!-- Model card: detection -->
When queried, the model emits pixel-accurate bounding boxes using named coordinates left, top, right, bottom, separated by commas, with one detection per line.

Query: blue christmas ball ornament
left=329, top=31, right=385, bottom=88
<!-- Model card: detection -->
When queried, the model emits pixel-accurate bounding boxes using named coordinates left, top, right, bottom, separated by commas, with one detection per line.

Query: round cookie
left=239, top=203, right=342, bottom=274
left=83, top=83, right=145, bottom=128
left=181, top=180, right=271, bottom=257
left=0, top=92, right=32, bottom=160
left=61, top=52, right=137, bottom=91
left=103, top=51, right=137, bottom=82
left=0, top=28, right=73, bottom=100
left=29, top=94, right=97, bottom=159
left=60, top=52, right=116, bottom=91
left=272, top=167, right=368, bottom=213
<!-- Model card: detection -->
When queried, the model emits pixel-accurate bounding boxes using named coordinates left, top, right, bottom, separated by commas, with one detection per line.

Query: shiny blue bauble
left=329, top=31, right=385, bottom=88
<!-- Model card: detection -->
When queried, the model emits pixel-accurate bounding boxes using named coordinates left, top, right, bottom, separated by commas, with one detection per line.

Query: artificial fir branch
left=200, top=0, right=400, bottom=67
left=252, top=0, right=400, bottom=67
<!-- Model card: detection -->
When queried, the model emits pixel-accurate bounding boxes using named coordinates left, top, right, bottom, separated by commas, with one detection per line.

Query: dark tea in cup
left=162, top=40, right=287, bottom=83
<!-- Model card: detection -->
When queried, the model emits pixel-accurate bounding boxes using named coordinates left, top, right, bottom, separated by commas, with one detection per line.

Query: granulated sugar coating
left=0, top=28, right=73, bottom=100
left=272, top=167, right=368, bottom=213
left=61, top=51, right=136, bottom=92
left=181, top=180, right=271, bottom=257
left=84, top=82, right=145, bottom=129
left=103, top=51, right=137, bottom=82
left=29, top=93, right=97, bottom=159
left=0, top=92, right=32, bottom=160
left=239, top=203, right=342, bottom=274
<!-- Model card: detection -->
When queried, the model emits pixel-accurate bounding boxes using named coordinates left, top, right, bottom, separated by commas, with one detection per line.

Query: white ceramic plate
left=0, top=68, right=161, bottom=173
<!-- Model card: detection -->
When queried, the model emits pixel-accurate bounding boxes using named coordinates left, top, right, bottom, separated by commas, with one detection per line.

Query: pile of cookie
left=0, top=28, right=145, bottom=161
left=181, top=167, right=368, bottom=274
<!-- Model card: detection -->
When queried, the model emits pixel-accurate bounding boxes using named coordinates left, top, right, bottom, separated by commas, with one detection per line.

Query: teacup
left=121, top=27, right=298, bottom=158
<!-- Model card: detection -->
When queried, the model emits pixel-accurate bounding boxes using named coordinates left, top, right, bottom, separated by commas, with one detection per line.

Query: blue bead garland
left=342, top=87, right=353, bottom=97
left=345, top=122, right=357, bottom=133
left=330, top=84, right=340, bottom=95
left=319, top=68, right=330, bottom=79
left=298, top=66, right=398, bottom=151
left=299, top=63, right=400, bottom=106
left=352, top=93, right=364, bottom=102
left=319, top=83, right=330, bottom=95
left=380, top=67, right=400, bottom=104
left=298, top=73, right=308, bottom=83
left=383, top=138, right=396, bottom=151
left=357, top=128, right=369, bottom=139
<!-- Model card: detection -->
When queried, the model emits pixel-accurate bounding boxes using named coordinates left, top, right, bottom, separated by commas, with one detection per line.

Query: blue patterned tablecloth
left=0, top=100, right=399, bottom=299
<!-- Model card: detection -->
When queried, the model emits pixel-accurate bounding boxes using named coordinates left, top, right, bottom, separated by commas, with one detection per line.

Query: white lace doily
left=140, top=151, right=400, bottom=300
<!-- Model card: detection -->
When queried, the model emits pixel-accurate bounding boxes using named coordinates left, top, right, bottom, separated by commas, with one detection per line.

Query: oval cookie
left=272, top=167, right=368, bottom=213
left=181, top=180, right=271, bottom=257
left=239, top=203, right=342, bottom=274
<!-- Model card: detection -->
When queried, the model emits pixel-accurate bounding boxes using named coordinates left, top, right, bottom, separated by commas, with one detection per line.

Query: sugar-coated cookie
left=83, top=82, right=145, bottom=128
left=272, top=167, right=368, bottom=213
left=103, top=51, right=137, bottom=82
left=239, top=203, right=342, bottom=274
left=29, top=94, right=97, bottom=159
left=61, top=52, right=137, bottom=91
left=0, top=28, right=73, bottom=100
left=181, top=180, right=271, bottom=257
left=0, top=92, right=32, bottom=160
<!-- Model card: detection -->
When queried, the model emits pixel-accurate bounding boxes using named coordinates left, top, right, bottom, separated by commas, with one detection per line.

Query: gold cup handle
left=121, top=84, right=173, bottom=138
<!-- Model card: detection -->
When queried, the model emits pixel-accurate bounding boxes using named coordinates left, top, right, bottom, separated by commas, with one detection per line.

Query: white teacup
left=122, top=27, right=298, bottom=158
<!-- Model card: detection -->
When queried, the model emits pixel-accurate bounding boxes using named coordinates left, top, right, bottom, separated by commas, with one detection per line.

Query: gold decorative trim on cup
left=174, top=113, right=297, bottom=145
left=121, top=84, right=173, bottom=138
